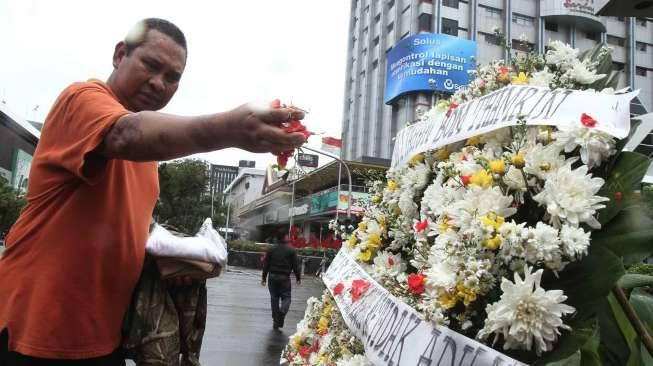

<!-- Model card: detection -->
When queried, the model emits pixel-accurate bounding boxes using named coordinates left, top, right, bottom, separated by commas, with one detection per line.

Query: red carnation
left=350, top=279, right=370, bottom=303
left=299, top=345, right=311, bottom=358
left=461, top=175, right=471, bottom=186
left=407, top=273, right=426, bottom=296
left=581, top=113, right=598, bottom=128
left=333, top=282, right=345, bottom=296
left=414, top=219, right=428, bottom=233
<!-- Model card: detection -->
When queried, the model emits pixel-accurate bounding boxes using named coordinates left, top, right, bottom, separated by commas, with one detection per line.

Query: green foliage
left=0, top=177, right=26, bottom=237
left=154, top=159, right=227, bottom=235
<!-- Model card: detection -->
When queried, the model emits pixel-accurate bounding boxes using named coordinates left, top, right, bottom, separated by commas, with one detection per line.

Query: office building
left=341, top=0, right=653, bottom=161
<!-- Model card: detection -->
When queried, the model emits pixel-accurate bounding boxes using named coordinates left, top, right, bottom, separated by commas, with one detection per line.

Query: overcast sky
left=0, top=0, right=350, bottom=167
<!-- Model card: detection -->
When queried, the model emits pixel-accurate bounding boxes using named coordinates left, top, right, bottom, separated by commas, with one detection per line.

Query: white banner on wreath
left=391, top=85, right=638, bottom=168
left=323, top=250, right=526, bottom=366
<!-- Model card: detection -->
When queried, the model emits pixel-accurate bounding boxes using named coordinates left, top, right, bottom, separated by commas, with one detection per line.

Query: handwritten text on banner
left=323, top=250, right=526, bottom=366
left=391, top=86, right=638, bottom=168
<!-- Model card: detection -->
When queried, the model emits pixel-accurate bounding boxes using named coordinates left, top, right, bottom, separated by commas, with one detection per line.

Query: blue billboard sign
left=384, top=33, right=477, bottom=104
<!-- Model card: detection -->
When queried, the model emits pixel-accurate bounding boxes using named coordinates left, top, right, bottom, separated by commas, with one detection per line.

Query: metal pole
left=225, top=198, right=231, bottom=241
left=210, top=186, right=215, bottom=220
left=289, top=181, right=295, bottom=232
left=335, top=162, right=342, bottom=221
left=301, top=146, right=353, bottom=219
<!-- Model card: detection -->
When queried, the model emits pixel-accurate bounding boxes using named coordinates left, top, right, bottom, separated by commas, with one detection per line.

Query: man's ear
left=112, top=41, right=129, bottom=69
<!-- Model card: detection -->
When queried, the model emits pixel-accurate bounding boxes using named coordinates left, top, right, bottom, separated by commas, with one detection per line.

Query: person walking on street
left=261, top=242, right=301, bottom=330
left=0, top=18, right=306, bottom=366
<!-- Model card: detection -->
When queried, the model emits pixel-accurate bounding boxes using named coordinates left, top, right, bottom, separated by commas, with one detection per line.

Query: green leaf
left=548, top=246, right=624, bottom=318
left=592, top=205, right=653, bottom=266
left=619, top=274, right=653, bottom=289
left=579, top=331, right=602, bottom=366
left=608, top=293, right=643, bottom=366
left=543, top=352, right=581, bottom=366
left=597, top=151, right=651, bottom=226
left=630, top=288, right=653, bottom=335
left=537, top=318, right=598, bottom=365
left=599, top=296, right=631, bottom=365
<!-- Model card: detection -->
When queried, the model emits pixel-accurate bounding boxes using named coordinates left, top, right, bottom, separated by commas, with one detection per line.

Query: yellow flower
left=511, top=153, right=525, bottom=168
left=456, top=283, right=478, bottom=306
left=291, top=335, right=302, bottom=350
left=439, top=291, right=458, bottom=309
left=358, top=248, right=372, bottom=262
left=484, top=235, right=503, bottom=250
left=387, top=180, right=399, bottom=192
left=393, top=206, right=402, bottom=216
left=511, top=72, right=529, bottom=85
left=480, top=212, right=505, bottom=231
left=316, top=355, right=327, bottom=363
left=317, top=316, right=329, bottom=333
left=371, top=194, right=382, bottom=203
left=347, top=235, right=357, bottom=248
left=438, top=217, right=452, bottom=233
left=322, top=304, right=334, bottom=318
left=466, top=136, right=481, bottom=146
left=366, top=233, right=382, bottom=249
left=436, top=99, right=450, bottom=110
left=469, top=169, right=493, bottom=188
left=488, top=159, right=506, bottom=174
left=409, top=153, right=425, bottom=166
left=357, top=222, right=367, bottom=231
left=539, top=162, right=552, bottom=171
left=435, top=148, right=451, bottom=161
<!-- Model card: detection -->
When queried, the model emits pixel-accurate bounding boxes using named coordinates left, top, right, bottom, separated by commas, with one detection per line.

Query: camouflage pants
left=121, top=259, right=207, bottom=366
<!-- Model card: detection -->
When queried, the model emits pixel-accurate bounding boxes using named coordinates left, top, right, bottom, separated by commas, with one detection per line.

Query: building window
left=607, top=35, right=625, bottom=47
left=482, top=6, right=502, bottom=19
left=364, top=4, right=369, bottom=13
left=387, top=22, right=394, bottom=33
left=636, top=18, right=647, bottom=27
left=418, top=13, right=432, bottom=32
left=401, top=31, right=410, bottom=39
left=373, top=36, right=380, bottom=46
left=484, top=32, right=502, bottom=45
left=612, top=61, right=625, bottom=71
left=512, top=13, right=534, bottom=26
left=636, top=67, right=648, bottom=76
left=402, top=5, right=410, bottom=14
left=636, top=42, right=647, bottom=52
left=387, top=0, right=395, bottom=10
left=512, top=39, right=534, bottom=52
left=442, top=18, right=458, bottom=36
left=443, top=0, right=459, bottom=9
left=585, top=32, right=599, bottom=41
left=363, top=26, right=368, bottom=35
left=374, top=13, right=381, bottom=23
left=372, top=59, right=378, bottom=69
left=545, top=21, right=558, bottom=32
left=617, top=16, right=626, bottom=22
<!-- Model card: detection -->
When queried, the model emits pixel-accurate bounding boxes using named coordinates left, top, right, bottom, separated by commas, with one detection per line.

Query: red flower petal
left=461, top=175, right=471, bottom=186
left=581, top=113, right=598, bottom=128
left=388, top=257, right=395, bottom=266
left=407, top=273, right=426, bottom=295
left=414, top=219, right=428, bottom=233
left=350, top=279, right=370, bottom=302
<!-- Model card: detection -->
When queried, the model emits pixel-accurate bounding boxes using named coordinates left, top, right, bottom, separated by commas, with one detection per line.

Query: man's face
left=111, top=30, right=186, bottom=112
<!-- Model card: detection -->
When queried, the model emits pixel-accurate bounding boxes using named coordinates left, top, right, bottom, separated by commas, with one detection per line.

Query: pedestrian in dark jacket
left=261, top=243, right=301, bottom=330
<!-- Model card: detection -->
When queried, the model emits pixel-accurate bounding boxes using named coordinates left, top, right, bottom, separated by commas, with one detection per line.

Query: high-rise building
left=210, top=164, right=239, bottom=196
left=341, top=0, right=653, bottom=161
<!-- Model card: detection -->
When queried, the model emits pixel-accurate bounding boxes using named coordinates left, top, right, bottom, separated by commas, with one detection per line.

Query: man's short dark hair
left=125, top=18, right=187, bottom=55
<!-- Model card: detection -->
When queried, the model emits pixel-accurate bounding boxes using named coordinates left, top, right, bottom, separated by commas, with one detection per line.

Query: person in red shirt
left=0, top=18, right=306, bottom=365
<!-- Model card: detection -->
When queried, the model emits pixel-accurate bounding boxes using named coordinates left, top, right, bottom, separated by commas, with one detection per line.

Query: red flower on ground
left=407, top=273, right=426, bottom=295
left=461, top=175, right=471, bottom=186
left=350, top=279, right=370, bottom=302
left=581, top=113, right=598, bottom=128
left=414, top=219, right=428, bottom=233
left=333, top=282, right=345, bottom=295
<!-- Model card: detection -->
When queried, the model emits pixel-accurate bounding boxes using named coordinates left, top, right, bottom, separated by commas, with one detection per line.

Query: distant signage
left=297, top=153, right=319, bottom=168
left=337, top=192, right=369, bottom=214
left=310, top=190, right=339, bottom=214
left=11, top=149, right=32, bottom=192
left=563, top=0, right=594, bottom=15
left=238, top=160, right=256, bottom=168
left=384, top=33, right=476, bottom=103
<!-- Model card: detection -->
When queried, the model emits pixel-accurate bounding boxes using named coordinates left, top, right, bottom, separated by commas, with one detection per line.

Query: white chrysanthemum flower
left=568, top=59, right=606, bottom=85
left=398, top=189, right=419, bottom=219
left=425, top=260, right=458, bottom=294
left=532, top=164, right=608, bottom=229
left=504, top=166, right=527, bottom=191
left=477, top=266, right=575, bottom=356
left=402, top=162, right=431, bottom=191
left=371, top=250, right=407, bottom=278
left=545, top=41, right=578, bottom=71
left=523, top=143, right=567, bottom=180
left=336, top=354, right=373, bottom=366
left=421, top=174, right=464, bottom=217
left=524, top=222, right=563, bottom=269
left=529, top=68, right=555, bottom=88
left=454, top=186, right=517, bottom=219
left=559, top=225, right=591, bottom=259
left=552, top=125, right=616, bottom=169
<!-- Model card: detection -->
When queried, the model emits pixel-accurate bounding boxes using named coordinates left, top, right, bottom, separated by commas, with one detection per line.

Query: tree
left=0, top=177, right=26, bottom=240
left=154, top=159, right=227, bottom=234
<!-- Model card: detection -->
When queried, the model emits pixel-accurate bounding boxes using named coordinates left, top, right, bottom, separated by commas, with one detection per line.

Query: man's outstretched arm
left=96, top=103, right=306, bottom=162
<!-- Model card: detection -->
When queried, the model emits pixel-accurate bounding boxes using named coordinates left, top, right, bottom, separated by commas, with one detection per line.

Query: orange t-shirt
left=0, top=80, right=159, bottom=359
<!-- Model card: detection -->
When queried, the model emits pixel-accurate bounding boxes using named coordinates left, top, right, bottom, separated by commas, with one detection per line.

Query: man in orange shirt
left=0, top=18, right=306, bottom=365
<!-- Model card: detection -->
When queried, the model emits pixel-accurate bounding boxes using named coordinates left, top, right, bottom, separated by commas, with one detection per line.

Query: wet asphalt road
left=127, top=266, right=325, bottom=366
